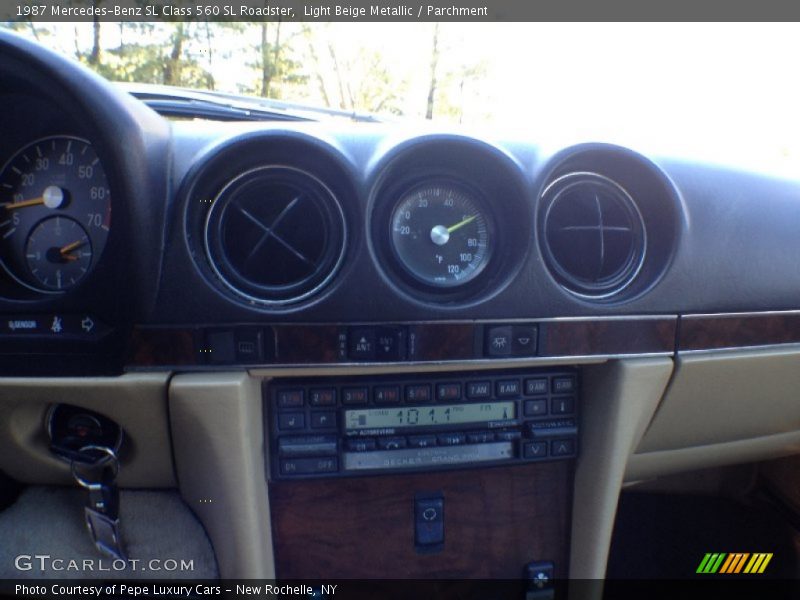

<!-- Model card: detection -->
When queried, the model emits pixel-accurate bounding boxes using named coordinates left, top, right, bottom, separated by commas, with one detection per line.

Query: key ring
left=70, top=445, right=119, bottom=489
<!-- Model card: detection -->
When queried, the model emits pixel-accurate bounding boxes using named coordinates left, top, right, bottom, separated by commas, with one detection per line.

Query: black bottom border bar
left=3, top=579, right=800, bottom=600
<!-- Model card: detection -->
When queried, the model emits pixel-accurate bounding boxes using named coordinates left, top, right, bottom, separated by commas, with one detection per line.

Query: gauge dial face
left=0, top=136, right=111, bottom=292
left=25, top=216, right=93, bottom=291
left=389, top=182, right=491, bottom=288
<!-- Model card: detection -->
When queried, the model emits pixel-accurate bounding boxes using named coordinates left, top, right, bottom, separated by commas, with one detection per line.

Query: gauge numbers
left=0, top=136, right=111, bottom=293
left=390, top=182, right=491, bottom=288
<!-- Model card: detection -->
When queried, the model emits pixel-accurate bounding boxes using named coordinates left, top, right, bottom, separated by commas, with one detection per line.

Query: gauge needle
left=59, top=240, right=85, bottom=261
left=446, top=215, right=477, bottom=233
left=1, top=196, right=44, bottom=210
left=1, top=186, right=65, bottom=211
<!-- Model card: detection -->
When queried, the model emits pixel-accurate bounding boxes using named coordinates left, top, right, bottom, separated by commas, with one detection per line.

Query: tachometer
left=389, top=181, right=491, bottom=288
left=0, top=136, right=111, bottom=292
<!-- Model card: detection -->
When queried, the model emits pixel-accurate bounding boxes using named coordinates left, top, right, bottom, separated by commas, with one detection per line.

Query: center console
left=265, top=367, right=580, bottom=580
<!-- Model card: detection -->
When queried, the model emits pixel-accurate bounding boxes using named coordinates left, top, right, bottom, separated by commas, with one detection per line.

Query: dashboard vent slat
left=204, top=166, right=346, bottom=305
left=541, top=172, right=645, bottom=299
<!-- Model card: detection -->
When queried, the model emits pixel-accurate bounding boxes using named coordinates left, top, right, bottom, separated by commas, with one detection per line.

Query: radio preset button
left=406, top=384, right=432, bottom=403
left=551, top=397, right=575, bottom=415
left=278, top=412, right=305, bottom=431
left=280, top=457, right=338, bottom=475
left=309, top=388, right=336, bottom=406
left=311, top=411, right=336, bottom=429
left=346, top=438, right=377, bottom=452
left=524, top=378, right=548, bottom=396
left=551, top=439, right=576, bottom=457
left=277, top=389, right=304, bottom=408
left=523, top=441, right=548, bottom=459
left=378, top=437, right=407, bottom=450
left=408, top=434, right=437, bottom=448
left=467, top=381, right=491, bottom=399
left=437, top=432, right=466, bottom=446
left=524, top=399, right=548, bottom=417
left=374, top=386, right=401, bottom=404
left=342, top=387, right=369, bottom=405
left=496, top=380, right=520, bottom=397
left=552, top=376, right=576, bottom=394
left=436, top=383, right=461, bottom=402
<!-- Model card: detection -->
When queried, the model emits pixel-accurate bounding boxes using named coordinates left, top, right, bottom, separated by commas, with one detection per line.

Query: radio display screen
left=344, top=402, right=515, bottom=431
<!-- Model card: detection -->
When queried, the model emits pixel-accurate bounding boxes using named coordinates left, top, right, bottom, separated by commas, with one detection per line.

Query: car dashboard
left=2, top=29, right=800, bottom=589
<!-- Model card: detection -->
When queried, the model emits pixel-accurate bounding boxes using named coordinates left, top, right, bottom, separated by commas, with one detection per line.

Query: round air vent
left=540, top=172, right=646, bottom=298
left=204, top=166, right=346, bottom=305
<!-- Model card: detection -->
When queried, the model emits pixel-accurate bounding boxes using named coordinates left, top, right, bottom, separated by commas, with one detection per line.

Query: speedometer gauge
left=389, top=181, right=491, bottom=288
left=0, top=136, right=111, bottom=293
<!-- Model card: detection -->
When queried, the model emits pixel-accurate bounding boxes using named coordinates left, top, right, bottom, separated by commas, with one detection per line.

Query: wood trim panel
left=269, top=462, right=572, bottom=579
left=679, top=312, right=800, bottom=351
left=127, top=317, right=676, bottom=367
left=540, top=318, right=676, bottom=357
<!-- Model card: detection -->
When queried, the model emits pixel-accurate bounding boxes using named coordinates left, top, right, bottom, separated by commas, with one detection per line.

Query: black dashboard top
left=2, top=29, right=800, bottom=374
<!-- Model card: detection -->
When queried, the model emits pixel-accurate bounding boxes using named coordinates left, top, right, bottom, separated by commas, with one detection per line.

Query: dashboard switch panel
left=267, top=368, right=579, bottom=480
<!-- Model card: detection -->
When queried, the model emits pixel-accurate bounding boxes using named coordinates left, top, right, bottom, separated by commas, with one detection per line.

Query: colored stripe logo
left=696, top=552, right=773, bottom=574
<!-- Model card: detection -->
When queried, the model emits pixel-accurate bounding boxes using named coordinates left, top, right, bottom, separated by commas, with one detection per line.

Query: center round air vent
left=204, top=166, right=346, bottom=305
left=540, top=172, right=646, bottom=298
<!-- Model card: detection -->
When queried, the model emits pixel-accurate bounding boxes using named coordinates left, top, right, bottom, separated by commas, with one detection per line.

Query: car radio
left=267, top=369, right=579, bottom=479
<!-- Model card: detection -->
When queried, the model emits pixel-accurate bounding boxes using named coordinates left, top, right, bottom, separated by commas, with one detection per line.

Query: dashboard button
left=551, top=397, right=575, bottom=415
left=495, top=430, right=522, bottom=441
left=277, top=389, right=304, bottom=408
left=348, top=327, right=375, bottom=360
left=278, top=412, right=305, bottom=431
left=375, top=327, right=407, bottom=361
left=278, top=435, right=337, bottom=456
left=309, top=388, right=336, bottom=406
left=280, top=457, right=338, bottom=475
left=485, top=325, right=513, bottom=357
left=524, top=399, right=548, bottom=417
left=311, top=411, right=336, bottom=429
left=523, top=441, right=548, bottom=459
left=436, top=383, right=461, bottom=401
left=406, top=384, right=432, bottom=403
left=511, top=325, right=537, bottom=356
left=408, top=434, right=437, bottom=448
left=496, top=379, right=521, bottom=397
left=205, top=329, right=235, bottom=364
left=466, top=431, right=494, bottom=443
left=378, top=437, right=407, bottom=450
left=235, top=328, right=263, bottom=363
left=437, top=432, right=466, bottom=446
left=552, top=376, right=576, bottom=394
left=346, top=438, right=377, bottom=452
left=524, top=378, right=548, bottom=396
left=342, top=387, right=369, bottom=405
left=551, top=439, right=576, bottom=457
left=374, top=386, right=401, bottom=404
left=467, top=381, right=491, bottom=399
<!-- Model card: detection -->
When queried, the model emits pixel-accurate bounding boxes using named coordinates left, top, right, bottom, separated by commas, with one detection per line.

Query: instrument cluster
left=0, top=135, right=112, bottom=294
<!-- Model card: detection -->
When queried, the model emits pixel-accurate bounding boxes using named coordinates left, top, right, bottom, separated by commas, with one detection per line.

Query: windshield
left=4, top=21, right=800, bottom=174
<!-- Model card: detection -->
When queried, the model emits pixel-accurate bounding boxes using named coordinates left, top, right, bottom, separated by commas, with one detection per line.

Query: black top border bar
left=3, top=0, right=800, bottom=22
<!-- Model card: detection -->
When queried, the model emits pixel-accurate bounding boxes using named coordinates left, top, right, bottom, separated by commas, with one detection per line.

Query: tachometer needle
left=446, top=215, right=477, bottom=233
left=59, top=240, right=85, bottom=261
